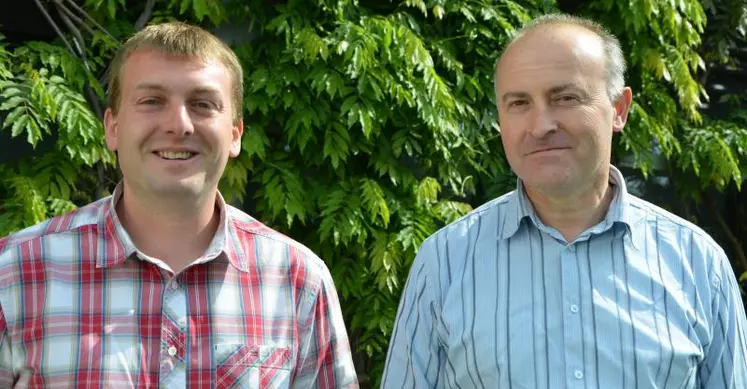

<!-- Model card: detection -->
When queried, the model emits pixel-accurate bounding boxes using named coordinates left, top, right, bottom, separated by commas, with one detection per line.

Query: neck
left=116, top=183, right=220, bottom=273
left=524, top=171, right=614, bottom=243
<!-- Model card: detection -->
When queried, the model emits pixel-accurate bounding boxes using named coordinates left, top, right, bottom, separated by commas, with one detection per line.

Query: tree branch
left=33, top=0, right=77, bottom=59
left=57, top=1, right=97, bottom=38
left=53, top=1, right=103, bottom=118
left=63, top=0, right=118, bottom=42
left=135, top=0, right=157, bottom=31
left=52, top=0, right=108, bottom=199
left=705, top=192, right=747, bottom=273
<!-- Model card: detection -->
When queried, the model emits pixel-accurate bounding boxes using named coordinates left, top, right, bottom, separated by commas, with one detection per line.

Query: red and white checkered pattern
left=0, top=185, right=358, bottom=388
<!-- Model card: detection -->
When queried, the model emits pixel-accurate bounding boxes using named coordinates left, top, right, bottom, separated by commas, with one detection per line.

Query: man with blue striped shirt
left=381, top=14, right=747, bottom=389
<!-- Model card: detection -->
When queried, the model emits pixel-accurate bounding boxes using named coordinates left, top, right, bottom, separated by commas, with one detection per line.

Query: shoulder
left=628, top=195, right=723, bottom=251
left=627, top=194, right=729, bottom=283
left=410, top=191, right=516, bottom=282
left=0, top=197, right=109, bottom=259
left=420, top=191, right=515, bottom=251
left=224, top=205, right=333, bottom=290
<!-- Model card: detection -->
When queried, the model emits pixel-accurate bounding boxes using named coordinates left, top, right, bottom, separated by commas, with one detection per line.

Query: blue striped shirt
left=381, top=165, right=747, bottom=389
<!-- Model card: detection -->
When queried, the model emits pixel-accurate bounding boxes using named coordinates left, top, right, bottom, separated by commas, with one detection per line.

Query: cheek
left=579, top=105, right=614, bottom=128
left=499, top=127, right=517, bottom=148
left=558, top=108, right=604, bottom=137
left=499, top=129, right=523, bottom=160
left=205, top=124, right=237, bottom=151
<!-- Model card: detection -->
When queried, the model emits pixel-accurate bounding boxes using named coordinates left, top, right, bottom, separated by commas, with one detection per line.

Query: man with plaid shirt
left=0, top=22, right=358, bottom=388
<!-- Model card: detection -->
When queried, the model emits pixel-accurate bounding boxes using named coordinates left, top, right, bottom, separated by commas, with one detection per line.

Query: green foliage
left=0, top=34, right=114, bottom=234
left=582, top=0, right=705, bottom=176
left=583, top=0, right=747, bottom=190
left=84, top=0, right=226, bottom=24
left=0, top=153, right=81, bottom=235
left=1, top=0, right=746, bottom=387
left=678, top=117, right=747, bottom=190
left=224, top=1, right=535, bottom=381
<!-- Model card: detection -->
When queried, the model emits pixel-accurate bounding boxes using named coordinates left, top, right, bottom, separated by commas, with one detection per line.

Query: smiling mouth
left=154, top=151, right=197, bottom=160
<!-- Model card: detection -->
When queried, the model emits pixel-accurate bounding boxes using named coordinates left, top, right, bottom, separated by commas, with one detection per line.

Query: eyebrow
left=133, top=83, right=222, bottom=96
left=500, top=83, right=586, bottom=104
left=547, top=83, right=585, bottom=95
left=134, top=83, right=166, bottom=92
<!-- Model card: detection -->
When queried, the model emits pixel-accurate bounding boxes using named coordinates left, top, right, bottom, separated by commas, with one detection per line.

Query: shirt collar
left=500, top=165, right=645, bottom=249
left=98, top=182, right=244, bottom=271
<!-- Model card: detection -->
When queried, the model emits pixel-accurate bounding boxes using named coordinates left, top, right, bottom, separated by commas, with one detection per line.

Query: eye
left=508, top=100, right=528, bottom=108
left=192, top=100, right=217, bottom=110
left=139, top=98, right=161, bottom=105
left=555, top=95, right=580, bottom=104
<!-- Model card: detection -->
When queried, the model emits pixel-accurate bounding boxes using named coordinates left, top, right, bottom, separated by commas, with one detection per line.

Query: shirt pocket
left=214, top=343, right=292, bottom=389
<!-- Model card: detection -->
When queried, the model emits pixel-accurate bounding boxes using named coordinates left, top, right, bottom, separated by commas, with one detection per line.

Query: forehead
left=120, top=49, right=231, bottom=94
left=496, top=25, right=606, bottom=93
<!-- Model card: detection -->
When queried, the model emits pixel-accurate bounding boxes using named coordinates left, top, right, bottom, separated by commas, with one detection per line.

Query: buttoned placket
left=159, top=276, right=188, bottom=387
left=561, top=242, right=585, bottom=388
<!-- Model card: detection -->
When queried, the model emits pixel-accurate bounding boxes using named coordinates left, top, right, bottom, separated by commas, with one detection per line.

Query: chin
left=520, top=170, right=576, bottom=192
left=149, top=179, right=207, bottom=198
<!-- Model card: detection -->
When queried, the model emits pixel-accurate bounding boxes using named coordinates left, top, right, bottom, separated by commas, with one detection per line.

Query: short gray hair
left=495, top=14, right=626, bottom=103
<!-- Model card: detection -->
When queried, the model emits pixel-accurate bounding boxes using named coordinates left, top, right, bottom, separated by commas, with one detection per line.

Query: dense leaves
left=0, top=0, right=745, bottom=387
left=0, top=35, right=114, bottom=233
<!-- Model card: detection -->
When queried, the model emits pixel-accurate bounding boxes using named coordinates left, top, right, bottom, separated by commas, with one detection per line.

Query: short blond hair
left=107, top=22, right=244, bottom=124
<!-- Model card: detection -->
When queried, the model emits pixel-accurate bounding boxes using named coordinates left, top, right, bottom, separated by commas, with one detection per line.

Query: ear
left=103, top=107, right=119, bottom=151
left=612, top=87, right=633, bottom=133
left=229, top=118, right=244, bottom=158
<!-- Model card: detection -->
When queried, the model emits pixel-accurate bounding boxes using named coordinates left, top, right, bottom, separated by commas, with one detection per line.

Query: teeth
left=157, top=151, right=194, bottom=160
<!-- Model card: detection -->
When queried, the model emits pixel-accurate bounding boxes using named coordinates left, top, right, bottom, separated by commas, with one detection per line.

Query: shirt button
left=170, top=282, right=179, bottom=291
left=570, top=304, right=579, bottom=313
left=574, top=370, right=583, bottom=379
left=168, top=346, right=177, bottom=357
left=568, top=244, right=576, bottom=252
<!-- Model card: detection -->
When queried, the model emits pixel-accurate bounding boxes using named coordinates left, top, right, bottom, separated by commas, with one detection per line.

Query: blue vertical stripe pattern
left=382, top=165, right=747, bottom=389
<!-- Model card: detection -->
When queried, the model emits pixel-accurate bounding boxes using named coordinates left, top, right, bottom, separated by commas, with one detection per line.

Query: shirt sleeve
left=0, top=303, right=14, bottom=387
left=698, top=247, right=747, bottom=388
left=293, top=261, right=359, bottom=389
left=381, top=237, right=442, bottom=388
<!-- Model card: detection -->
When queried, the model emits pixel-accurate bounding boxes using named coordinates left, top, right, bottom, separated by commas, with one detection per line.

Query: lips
left=156, top=151, right=195, bottom=160
left=527, top=147, right=570, bottom=155
left=152, top=148, right=199, bottom=161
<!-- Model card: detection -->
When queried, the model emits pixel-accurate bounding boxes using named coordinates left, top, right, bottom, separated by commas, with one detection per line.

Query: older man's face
left=495, top=25, right=630, bottom=198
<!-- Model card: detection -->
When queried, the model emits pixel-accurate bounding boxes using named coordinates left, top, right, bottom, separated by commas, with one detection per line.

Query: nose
left=528, top=103, right=558, bottom=138
left=164, top=102, right=195, bottom=136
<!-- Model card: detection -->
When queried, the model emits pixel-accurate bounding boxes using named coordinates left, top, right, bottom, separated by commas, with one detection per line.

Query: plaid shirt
left=0, top=184, right=359, bottom=388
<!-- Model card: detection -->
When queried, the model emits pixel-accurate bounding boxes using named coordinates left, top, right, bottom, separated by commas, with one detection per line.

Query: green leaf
left=323, top=123, right=351, bottom=169
left=433, top=201, right=473, bottom=223
left=10, top=115, right=28, bottom=139
left=404, top=0, right=427, bottom=15
left=242, top=125, right=269, bottom=160
left=416, top=177, right=441, bottom=204
left=180, top=0, right=191, bottom=15
left=360, top=178, right=390, bottom=227
left=107, top=0, right=117, bottom=19
left=2, top=106, right=26, bottom=129
left=193, top=0, right=208, bottom=20
left=433, top=5, right=445, bottom=20
left=0, top=95, right=24, bottom=111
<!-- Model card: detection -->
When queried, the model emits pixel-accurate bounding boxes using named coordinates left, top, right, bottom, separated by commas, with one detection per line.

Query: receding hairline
left=494, top=14, right=626, bottom=102
left=495, top=22, right=605, bottom=78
